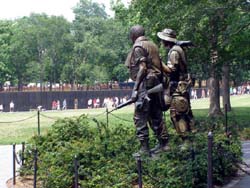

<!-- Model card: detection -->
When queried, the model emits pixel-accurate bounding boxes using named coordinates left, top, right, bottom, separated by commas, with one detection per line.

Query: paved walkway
left=237, top=141, right=250, bottom=188
left=222, top=141, right=250, bottom=188
left=0, top=142, right=249, bottom=188
left=0, top=145, right=21, bottom=188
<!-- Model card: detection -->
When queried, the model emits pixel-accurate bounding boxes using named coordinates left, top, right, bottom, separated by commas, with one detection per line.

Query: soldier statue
left=125, top=25, right=170, bottom=156
left=157, top=28, right=196, bottom=149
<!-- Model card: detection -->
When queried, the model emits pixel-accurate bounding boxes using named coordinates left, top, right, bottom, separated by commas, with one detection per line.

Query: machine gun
left=108, top=83, right=163, bottom=113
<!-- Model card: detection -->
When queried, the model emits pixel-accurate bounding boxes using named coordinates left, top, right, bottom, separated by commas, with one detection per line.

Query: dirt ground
left=6, top=176, right=35, bottom=188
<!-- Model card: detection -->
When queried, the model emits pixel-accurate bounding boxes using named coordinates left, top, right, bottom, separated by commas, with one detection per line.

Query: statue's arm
left=133, top=47, right=147, bottom=91
left=167, top=51, right=180, bottom=72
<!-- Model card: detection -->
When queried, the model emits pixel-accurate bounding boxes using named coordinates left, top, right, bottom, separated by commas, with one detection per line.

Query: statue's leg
left=170, top=94, right=192, bottom=134
left=133, top=98, right=150, bottom=155
left=148, top=94, right=169, bottom=153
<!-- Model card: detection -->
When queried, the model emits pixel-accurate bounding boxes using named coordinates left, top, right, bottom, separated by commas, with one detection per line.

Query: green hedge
left=19, top=115, right=242, bottom=188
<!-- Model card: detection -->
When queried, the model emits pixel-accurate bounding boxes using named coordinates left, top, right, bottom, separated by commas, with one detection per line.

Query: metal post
left=74, top=155, right=79, bottom=188
left=207, top=131, right=213, bottom=188
left=37, top=110, right=40, bottom=136
left=133, top=153, right=143, bottom=188
left=21, top=142, right=25, bottom=166
left=13, top=144, right=16, bottom=185
left=33, top=149, right=38, bottom=188
left=106, top=107, right=109, bottom=127
left=225, top=104, right=228, bottom=135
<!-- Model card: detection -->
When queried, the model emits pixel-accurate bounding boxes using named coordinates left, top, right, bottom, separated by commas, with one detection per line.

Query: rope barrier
left=0, top=114, right=36, bottom=124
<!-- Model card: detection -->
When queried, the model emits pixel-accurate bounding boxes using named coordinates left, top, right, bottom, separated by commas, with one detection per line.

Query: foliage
left=20, top=114, right=242, bottom=188
left=0, top=0, right=248, bottom=91
left=241, top=128, right=250, bottom=140
left=72, top=0, right=130, bottom=84
left=113, top=0, right=250, bottom=116
left=0, top=20, right=12, bottom=88
left=0, top=0, right=131, bottom=88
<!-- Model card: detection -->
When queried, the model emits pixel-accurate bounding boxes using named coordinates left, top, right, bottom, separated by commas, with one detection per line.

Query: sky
left=0, top=0, right=130, bottom=22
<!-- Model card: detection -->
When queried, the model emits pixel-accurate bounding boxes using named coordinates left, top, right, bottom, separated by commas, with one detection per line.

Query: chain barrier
left=9, top=108, right=142, bottom=187
left=0, top=113, right=36, bottom=124
left=14, top=152, right=22, bottom=165
left=108, top=172, right=135, bottom=187
left=89, top=110, right=107, bottom=119
left=92, top=162, right=136, bottom=187
left=39, top=110, right=107, bottom=121
left=109, top=112, right=134, bottom=123
left=39, top=113, right=61, bottom=120
left=116, top=165, right=138, bottom=185
left=143, top=168, right=162, bottom=184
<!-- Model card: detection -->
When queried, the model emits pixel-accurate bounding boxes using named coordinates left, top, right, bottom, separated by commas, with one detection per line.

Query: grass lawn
left=0, top=94, right=250, bottom=145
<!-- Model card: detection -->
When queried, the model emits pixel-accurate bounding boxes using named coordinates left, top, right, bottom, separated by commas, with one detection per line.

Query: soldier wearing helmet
left=157, top=28, right=196, bottom=149
left=125, top=25, right=169, bottom=156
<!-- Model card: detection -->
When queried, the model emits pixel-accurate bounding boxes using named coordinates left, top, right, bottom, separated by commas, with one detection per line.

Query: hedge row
left=19, top=115, right=242, bottom=188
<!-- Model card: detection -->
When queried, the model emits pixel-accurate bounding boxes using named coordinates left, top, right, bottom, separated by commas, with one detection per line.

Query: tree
left=72, top=0, right=130, bottom=85
left=9, top=19, right=34, bottom=91
left=25, top=14, right=73, bottom=91
left=113, top=0, right=250, bottom=116
left=0, top=20, right=13, bottom=89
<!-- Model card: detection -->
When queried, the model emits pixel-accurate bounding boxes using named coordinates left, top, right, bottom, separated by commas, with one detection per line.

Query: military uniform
left=167, top=45, right=195, bottom=136
left=157, top=29, right=195, bottom=139
left=126, top=35, right=169, bottom=154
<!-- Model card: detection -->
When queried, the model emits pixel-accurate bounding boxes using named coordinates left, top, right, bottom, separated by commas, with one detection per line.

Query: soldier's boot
left=134, top=139, right=150, bottom=156
left=150, top=138, right=170, bottom=154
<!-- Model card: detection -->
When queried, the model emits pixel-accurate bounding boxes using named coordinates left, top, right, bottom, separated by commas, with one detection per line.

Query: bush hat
left=157, top=28, right=177, bottom=43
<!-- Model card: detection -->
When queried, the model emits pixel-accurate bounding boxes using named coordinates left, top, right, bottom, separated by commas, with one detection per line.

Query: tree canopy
left=0, top=0, right=249, bottom=114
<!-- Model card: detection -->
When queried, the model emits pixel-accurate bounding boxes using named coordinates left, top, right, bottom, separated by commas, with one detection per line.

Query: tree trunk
left=208, top=50, right=223, bottom=117
left=198, top=79, right=202, bottom=88
left=222, top=63, right=231, bottom=112
left=71, top=80, right=74, bottom=91
left=208, top=76, right=223, bottom=117
left=49, top=80, right=52, bottom=91
left=17, top=79, right=23, bottom=91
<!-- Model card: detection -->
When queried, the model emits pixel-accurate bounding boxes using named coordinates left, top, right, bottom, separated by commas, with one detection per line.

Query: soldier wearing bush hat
left=157, top=28, right=177, bottom=43
left=157, top=28, right=196, bottom=150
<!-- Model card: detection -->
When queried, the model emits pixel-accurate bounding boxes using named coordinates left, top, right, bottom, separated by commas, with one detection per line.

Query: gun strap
left=132, top=45, right=149, bottom=67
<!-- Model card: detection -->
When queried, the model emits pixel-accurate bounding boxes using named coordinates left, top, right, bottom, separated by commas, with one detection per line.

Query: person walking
left=9, top=101, right=14, bottom=112
left=62, top=99, right=67, bottom=110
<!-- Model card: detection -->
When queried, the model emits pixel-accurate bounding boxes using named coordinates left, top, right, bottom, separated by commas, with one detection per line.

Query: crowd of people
left=87, top=96, right=129, bottom=109
left=50, top=96, right=129, bottom=111
left=51, top=99, right=67, bottom=110
left=2, top=81, right=133, bottom=92
left=230, top=84, right=250, bottom=95
left=1, top=83, right=249, bottom=112
left=0, top=100, right=15, bottom=112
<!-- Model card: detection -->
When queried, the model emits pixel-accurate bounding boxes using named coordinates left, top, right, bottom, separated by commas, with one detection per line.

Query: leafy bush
left=19, top=114, right=242, bottom=188
left=240, top=127, right=250, bottom=140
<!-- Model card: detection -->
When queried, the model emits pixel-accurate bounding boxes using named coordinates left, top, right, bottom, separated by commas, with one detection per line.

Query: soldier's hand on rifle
left=131, top=90, right=138, bottom=102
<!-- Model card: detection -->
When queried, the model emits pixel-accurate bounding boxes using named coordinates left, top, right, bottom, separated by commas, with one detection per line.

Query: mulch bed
left=6, top=176, right=36, bottom=188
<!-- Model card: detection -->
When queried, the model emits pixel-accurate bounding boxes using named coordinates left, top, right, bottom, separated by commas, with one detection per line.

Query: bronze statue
left=126, top=25, right=169, bottom=156
left=157, top=28, right=196, bottom=149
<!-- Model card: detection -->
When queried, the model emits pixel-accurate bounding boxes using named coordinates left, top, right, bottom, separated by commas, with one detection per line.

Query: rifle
left=176, top=40, right=195, bottom=48
left=108, top=83, right=163, bottom=113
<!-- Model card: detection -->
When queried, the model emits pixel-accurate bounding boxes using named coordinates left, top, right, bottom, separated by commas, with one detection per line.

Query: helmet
left=129, top=25, right=145, bottom=42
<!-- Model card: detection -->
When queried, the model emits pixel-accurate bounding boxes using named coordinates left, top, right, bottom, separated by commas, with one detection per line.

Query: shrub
left=19, top=114, right=242, bottom=188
